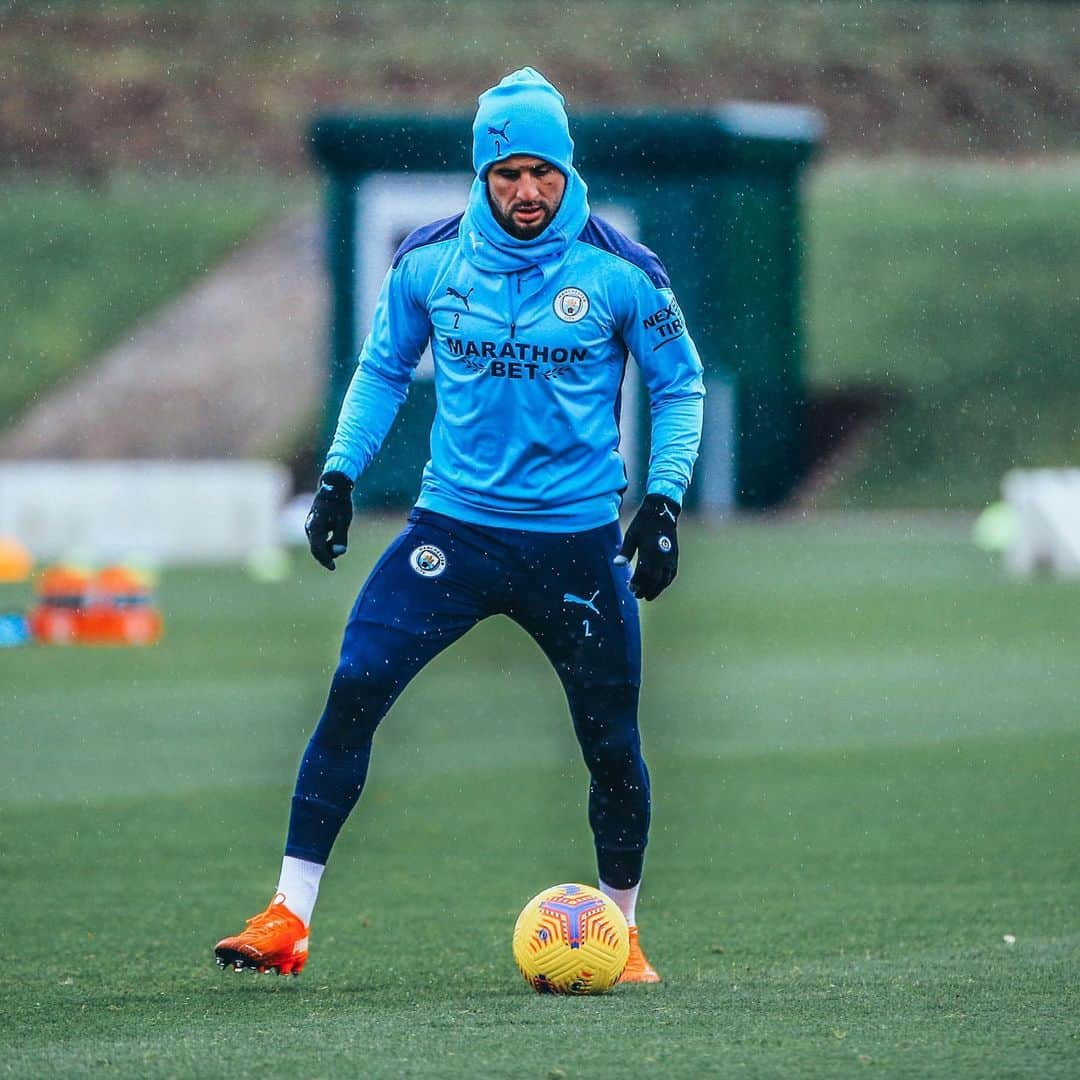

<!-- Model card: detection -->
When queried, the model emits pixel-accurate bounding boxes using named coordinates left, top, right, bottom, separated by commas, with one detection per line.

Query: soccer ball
left=512, top=883, right=629, bottom=994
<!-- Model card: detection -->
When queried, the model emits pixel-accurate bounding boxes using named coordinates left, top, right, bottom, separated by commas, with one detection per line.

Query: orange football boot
left=618, top=925, right=661, bottom=984
left=214, top=893, right=309, bottom=975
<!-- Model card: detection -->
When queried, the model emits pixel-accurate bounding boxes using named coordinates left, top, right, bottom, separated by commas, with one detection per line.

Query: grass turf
left=1, top=517, right=1077, bottom=1077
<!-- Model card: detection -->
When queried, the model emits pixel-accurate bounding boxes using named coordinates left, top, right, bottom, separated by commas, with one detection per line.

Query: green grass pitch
left=2, top=517, right=1077, bottom=1077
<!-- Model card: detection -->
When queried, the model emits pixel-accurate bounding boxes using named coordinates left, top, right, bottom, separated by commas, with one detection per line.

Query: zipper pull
left=510, top=322, right=516, bottom=338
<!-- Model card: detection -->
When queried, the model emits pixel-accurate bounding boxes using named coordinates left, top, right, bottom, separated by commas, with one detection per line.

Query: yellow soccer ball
left=512, top=883, right=630, bottom=994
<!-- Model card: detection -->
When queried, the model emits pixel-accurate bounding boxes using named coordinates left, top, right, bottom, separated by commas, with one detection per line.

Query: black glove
left=615, top=494, right=681, bottom=601
left=305, top=471, right=354, bottom=571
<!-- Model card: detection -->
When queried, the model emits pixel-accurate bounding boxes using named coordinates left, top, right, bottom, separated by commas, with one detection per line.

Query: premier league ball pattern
left=512, top=884, right=629, bottom=994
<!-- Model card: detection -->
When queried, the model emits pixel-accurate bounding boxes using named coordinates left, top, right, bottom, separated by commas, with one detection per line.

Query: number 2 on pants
left=582, top=619, right=592, bottom=638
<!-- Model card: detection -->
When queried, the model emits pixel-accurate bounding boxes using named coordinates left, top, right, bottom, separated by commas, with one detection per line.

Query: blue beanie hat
left=472, top=67, right=575, bottom=178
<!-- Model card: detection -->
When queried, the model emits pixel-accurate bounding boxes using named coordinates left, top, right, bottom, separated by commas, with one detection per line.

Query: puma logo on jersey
left=446, top=286, right=474, bottom=310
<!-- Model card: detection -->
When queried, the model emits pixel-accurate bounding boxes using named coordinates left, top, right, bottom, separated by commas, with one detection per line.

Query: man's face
left=485, top=154, right=567, bottom=240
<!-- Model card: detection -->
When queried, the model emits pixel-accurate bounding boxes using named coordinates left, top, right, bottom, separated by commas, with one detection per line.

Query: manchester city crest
left=409, top=544, right=447, bottom=578
left=553, top=287, right=589, bottom=323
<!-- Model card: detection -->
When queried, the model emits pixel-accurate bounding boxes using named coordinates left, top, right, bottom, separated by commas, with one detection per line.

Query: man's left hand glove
left=614, top=494, right=681, bottom=601
left=305, top=471, right=354, bottom=571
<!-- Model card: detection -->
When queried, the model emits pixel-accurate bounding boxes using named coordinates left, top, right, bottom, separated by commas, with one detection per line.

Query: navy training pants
left=285, top=508, right=649, bottom=889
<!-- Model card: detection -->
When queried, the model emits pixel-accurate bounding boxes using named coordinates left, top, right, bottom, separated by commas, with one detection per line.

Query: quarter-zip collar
left=506, top=267, right=541, bottom=339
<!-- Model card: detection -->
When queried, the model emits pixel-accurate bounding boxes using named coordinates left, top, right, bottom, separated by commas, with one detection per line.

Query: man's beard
left=491, top=199, right=557, bottom=240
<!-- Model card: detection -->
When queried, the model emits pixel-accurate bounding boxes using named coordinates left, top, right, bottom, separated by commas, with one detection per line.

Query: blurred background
left=1, top=0, right=1077, bottom=516
left=2, top=4, right=1079, bottom=1074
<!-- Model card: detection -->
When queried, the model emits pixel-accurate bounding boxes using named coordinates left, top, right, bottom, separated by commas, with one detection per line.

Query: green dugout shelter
left=310, top=104, right=822, bottom=511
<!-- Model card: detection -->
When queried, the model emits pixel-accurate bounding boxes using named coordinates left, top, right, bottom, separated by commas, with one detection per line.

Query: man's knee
left=567, top=681, right=643, bottom=774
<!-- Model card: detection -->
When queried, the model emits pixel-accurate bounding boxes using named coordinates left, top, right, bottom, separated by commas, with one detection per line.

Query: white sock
left=275, top=856, right=325, bottom=926
left=599, top=879, right=640, bottom=928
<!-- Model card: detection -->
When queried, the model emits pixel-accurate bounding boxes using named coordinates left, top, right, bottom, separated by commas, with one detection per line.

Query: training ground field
left=2, top=517, right=1077, bottom=1077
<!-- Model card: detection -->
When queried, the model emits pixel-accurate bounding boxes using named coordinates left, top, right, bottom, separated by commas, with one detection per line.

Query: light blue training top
left=323, top=68, right=705, bottom=532
left=322, top=211, right=707, bottom=532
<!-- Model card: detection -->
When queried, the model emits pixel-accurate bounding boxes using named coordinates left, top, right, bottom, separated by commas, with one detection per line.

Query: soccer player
left=214, top=68, right=704, bottom=984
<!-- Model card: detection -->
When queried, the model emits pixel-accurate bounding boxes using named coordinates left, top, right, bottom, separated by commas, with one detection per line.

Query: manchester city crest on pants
left=410, top=544, right=447, bottom=578
left=553, top=287, right=589, bottom=323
